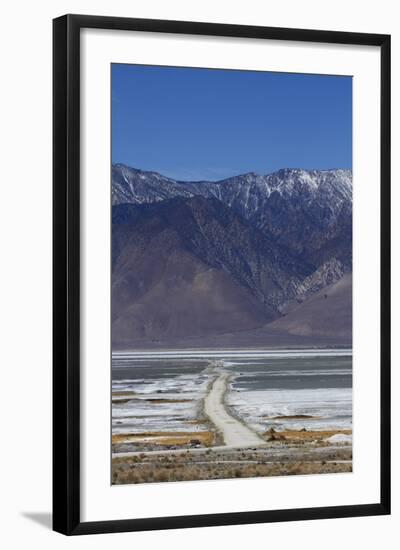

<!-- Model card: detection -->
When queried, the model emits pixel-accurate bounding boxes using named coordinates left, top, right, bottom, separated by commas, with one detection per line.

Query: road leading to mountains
left=204, top=373, right=265, bottom=447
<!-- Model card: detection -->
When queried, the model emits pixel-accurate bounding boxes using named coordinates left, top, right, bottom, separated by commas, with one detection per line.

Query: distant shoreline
left=112, top=347, right=352, bottom=357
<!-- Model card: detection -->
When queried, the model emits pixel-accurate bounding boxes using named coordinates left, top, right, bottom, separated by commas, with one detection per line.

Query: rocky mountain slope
left=111, top=164, right=352, bottom=347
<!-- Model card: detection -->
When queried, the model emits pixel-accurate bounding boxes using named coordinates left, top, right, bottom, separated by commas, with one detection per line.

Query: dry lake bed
left=112, top=349, right=352, bottom=484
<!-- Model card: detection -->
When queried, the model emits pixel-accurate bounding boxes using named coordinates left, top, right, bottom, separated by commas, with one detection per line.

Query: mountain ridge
left=111, top=164, right=352, bottom=347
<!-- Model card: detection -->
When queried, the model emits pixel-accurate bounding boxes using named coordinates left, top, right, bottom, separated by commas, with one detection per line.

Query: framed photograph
left=53, top=14, right=391, bottom=535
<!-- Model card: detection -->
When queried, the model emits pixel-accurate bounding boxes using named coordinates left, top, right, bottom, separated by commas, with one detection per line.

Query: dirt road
left=204, top=373, right=265, bottom=447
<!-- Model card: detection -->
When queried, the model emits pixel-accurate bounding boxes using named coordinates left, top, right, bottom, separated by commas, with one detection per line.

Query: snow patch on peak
left=112, top=163, right=352, bottom=214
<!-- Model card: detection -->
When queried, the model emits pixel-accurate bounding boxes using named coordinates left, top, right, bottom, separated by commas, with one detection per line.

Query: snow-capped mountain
left=111, top=164, right=352, bottom=346
left=112, top=164, right=352, bottom=264
left=112, top=164, right=352, bottom=213
left=112, top=164, right=195, bottom=205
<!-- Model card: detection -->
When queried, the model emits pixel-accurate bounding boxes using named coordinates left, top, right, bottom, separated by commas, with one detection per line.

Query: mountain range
left=112, top=164, right=352, bottom=348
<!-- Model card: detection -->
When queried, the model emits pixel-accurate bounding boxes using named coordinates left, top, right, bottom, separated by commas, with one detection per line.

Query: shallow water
left=226, top=355, right=352, bottom=432
left=230, top=356, right=351, bottom=390
left=112, top=351, right=352, bottom=438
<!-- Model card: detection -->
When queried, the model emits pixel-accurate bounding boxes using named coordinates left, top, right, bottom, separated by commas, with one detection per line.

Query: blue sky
left=112, top=64, right=352, bottom=181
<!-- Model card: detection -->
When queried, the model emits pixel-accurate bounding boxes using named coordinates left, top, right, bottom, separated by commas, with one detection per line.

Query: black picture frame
left=53, top=14, right=391, bottom=536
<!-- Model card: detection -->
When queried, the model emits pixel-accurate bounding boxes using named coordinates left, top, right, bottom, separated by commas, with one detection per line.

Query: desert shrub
left=154, top=470, right=169, bottom=482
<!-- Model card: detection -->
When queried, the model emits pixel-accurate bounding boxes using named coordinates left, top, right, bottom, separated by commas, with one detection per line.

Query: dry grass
left=112, top=398, right=137, bottom=404
left=112, top=431, right=215, bottom=447
left=112, top=441, right=352, bottom=485
left=264, top=428, right=352, bottom=443
left=112, top=459, right=352, bottom=485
